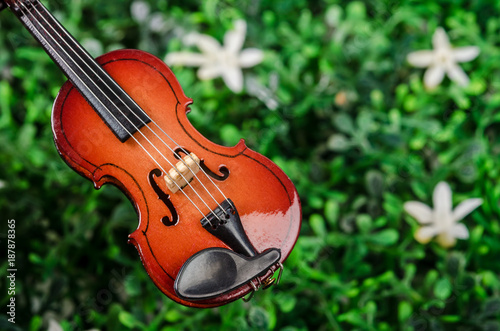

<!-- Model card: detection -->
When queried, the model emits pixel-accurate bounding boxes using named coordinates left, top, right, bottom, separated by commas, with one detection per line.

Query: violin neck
left=4, top=0, right=150, bottom=142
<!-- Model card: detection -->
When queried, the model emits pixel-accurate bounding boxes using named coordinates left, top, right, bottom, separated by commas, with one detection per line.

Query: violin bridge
left=164, top=153, right=201, bottom=193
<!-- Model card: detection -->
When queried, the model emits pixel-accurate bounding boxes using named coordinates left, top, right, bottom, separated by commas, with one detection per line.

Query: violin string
left=37, top=0, right=231, bottom=215
left=30, top=1, right=231, bottom=212
left=23, top=1, right=226, bottom=222
left=25, top=2, right=226, bottom=222
left=18, top=1, right=216, bottom=225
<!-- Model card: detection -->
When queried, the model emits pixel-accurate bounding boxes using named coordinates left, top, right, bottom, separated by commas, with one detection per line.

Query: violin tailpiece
left=200, top=199, right=257, bottom=257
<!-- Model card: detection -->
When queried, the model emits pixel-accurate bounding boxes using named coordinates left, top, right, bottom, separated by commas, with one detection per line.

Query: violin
left=2, top=0, right=301, bottom=307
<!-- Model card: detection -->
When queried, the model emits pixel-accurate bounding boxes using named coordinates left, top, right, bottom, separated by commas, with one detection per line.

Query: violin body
left=4, top=0, right=301, bottom=307
left=52, top=49, right=301, bottom=307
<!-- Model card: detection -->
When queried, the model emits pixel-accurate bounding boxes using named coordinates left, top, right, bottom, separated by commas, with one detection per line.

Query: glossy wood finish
left=52, top=49, right=302, bottom=307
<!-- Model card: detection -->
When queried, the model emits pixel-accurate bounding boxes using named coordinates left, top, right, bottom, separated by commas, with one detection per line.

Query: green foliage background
left=1, top=0, right=500, bottom=330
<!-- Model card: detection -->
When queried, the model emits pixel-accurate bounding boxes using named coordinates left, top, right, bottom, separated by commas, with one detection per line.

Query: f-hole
left=174, top=147, right=230, bottom=181
left=148, top=168, right=178, bottom=226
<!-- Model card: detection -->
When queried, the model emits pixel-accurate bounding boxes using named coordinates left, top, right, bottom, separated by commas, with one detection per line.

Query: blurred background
left=1, top=0, right=500, bottom=330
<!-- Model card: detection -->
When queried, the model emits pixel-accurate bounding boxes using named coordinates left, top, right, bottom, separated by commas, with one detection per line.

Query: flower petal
left=149, top=13, right=166, bottom=33
left=452, top=46, right=480, bottom=63
left=433, top=181, right=452, bottom=215
left=239, top=48, right=264, bottom=67
left=451, top=223, right=469, bottom=239
left=433, top=27, right=450, bottom=50
left=222, top=66, right=244, bottom=93
left=224, top=20, right=247, bottom=54
left=436, top=232, right=456, bottom=248
left=446, top=63, right=470, bottom=87
left=131, top=1, right=150, bottom=23
left=188, top=33, right=221, bottom=55
left=415, top=226, right=439, bottom=244
left=48, top=319, right=64, bottom=331
left=452, top=198, right=483, bottom=222
left=404, top=201, right=433, bottom=224
left=407, top=50, right=435, bottom=67
left=165, top=52, right=209, bottom=67
left=424, top=65, right=445, bottom=89
left=197, top=65, right=221, bottom=80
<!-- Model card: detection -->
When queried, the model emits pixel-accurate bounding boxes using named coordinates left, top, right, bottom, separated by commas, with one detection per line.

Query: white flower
left=407, top=27, right=479, bottom=89
left=245, top=76, right=279, bottom=110
left=149, top=13, right=166, bottom=33
left=165, top=20, right=264, bottom=93
left=81, top=38, right=103, bottom=58
left=131, top=1, right=150, bottom=23
left=48, top=318, right=63, bottom=331
left=404, top=181, right=482, bottom=248
left=130, top=2, right=167, bottom=34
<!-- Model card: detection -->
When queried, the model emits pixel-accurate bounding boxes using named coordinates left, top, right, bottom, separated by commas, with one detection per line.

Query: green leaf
left=434, top=278, right=452, bottom=300
left=0, top=81, right=12, bottom=128
left=398, top=301, right=412, bottom=322
left=220, top=124, right=241, bottom=146
left=424, top=270, right=439, bottom=290
left=28, top=253, right=44, bottom=265
left=403, top=94, right=417, bottom=112
left=327, top=134, right=351, bottom=151
left=248, top=307, right=270, bottom=330
left=333, top=113, right=355, bottom=134
left=440, top=315, right=460, bottom=322
left=165, top=309, right=183, bottom=323
left=308, top=195, right=324, bottom=209
left=356, top=110, right=376, bottom=133
left=370, top=89, right=384, bottom=108
left=29, top=315, right=43, bottom=331
left=356, top=214, right=372, bottom=234
left=310, top=213, right=327, bottom=238
left=118, top=311, right=137, bottom=328
left=346, top=1, right=366, bottom=20
left=17, top=124, right=36, bottom=149
left=277, top=293, right=297, bottom=313
left=366, top=170, right=384, bottom=197
left=367, top=229, right=399, bottom=246
left=325, top=5, right=342, bottom=27
left=364, top=300, right=377, bottom=318
left=446, top=252, right=465, bottom=277
left=324, top=199, right=339, bottom=227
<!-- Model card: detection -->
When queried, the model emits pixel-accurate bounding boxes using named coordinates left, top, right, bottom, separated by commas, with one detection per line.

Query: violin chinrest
left=174, top=247, right=281, bottom=300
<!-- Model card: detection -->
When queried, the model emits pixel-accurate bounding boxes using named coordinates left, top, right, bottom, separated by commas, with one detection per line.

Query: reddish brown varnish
left=52, top=49, right=301, bottom=307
